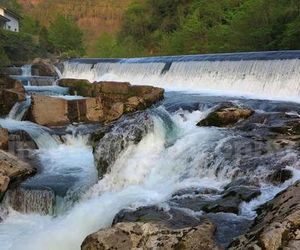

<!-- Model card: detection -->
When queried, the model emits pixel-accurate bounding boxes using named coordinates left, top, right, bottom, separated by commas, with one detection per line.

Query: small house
left=0, top=6, right=21, bottom=32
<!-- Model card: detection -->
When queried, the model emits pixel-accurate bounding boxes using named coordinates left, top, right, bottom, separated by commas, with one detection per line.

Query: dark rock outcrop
left=81, top=221, right=220, bottom=250
left=229, top=181, right=300, bottom=250
left=0, top=75, right=26, bottom=116
left=31, top=58, right=58, bottom=77
left=93, top=111, right=154, bottom=176
left=197, top=103, right=254, bottom=127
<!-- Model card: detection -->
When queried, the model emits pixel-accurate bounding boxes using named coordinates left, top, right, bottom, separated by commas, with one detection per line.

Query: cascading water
left=1, top=102, right=300, bottom=250
left=62, top=51, right=300, bottom=101
left=2, top=53, right=300, bottom=250
left=7, top=96, right=32, bottom=121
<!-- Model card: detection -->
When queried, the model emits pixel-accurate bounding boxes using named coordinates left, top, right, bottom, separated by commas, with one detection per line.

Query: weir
left=62, top=51, right=300, bottom=100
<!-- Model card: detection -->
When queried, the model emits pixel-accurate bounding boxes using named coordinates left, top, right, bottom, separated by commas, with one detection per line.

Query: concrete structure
left=0, top=6, right=21, bottom=32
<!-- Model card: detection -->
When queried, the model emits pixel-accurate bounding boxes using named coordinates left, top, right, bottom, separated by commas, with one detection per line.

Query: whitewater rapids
left=0, top=105, right=299, bottom=250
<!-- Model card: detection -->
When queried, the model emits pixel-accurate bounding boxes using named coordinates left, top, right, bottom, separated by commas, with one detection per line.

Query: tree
left=48, top=14, right=85, bottom=57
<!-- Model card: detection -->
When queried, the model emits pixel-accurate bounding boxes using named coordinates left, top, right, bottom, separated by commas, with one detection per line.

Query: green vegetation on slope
left=95, top=0, right=300, bottom=57
left=2, top=0, right=300, bottom=63
left=0, top=0, right=85, bottom=65
left=18, top=0, right=134, bottom=56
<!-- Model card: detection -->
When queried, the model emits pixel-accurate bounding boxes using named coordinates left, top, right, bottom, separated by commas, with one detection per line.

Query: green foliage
left=0, top=29, right=42, bottom=64
left=0, top=0, right=22, bottom=13
left=97, top=0, right=300, bottom=58
left=48, top=15, right=85, bottom=57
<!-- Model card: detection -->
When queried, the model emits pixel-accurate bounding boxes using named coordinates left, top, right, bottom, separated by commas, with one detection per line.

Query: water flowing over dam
left=62, top=51, right=300, bottom=101
left=2, top=51, right=300, bottom=250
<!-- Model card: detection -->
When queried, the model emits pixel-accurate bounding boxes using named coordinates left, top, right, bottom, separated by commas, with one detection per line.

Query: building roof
left=0, top=14, right=9, bottom=23
left=0, top=6, right=22, bottom=20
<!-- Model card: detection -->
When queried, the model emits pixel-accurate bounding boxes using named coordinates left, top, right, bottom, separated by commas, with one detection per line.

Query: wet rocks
left=0, top=150, right=36, bottom=201
left=0, top=75, right=26, bottom=116
left=93, top=112, right=154, bottom=176
left=0, top=128, right=9, bottom=150
left=58, top=79, right=164, bottom=114
left=29, top=80, right=163, bottom=126
left=197, top=103, right=254, bottom=127
left=229, top=181, right=300, bottom=250
left=29, top=95, right=104, bottom=126
left=267, top=168, right=293, bottom=185
left=81, top=221, right=220, bottom=250
left=113, top=205, right=201, bottom=229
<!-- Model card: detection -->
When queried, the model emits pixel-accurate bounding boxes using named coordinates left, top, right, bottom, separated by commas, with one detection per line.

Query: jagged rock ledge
left=28, top=79, right=164, bottom=126
left=0, top=150, right=36, bottom=201
left=229, top=181, right=300, bottom=249
left=81, top=220, right=220, bottom=250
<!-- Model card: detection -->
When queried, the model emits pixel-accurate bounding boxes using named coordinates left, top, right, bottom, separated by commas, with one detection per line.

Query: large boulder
left=0, top=75, right=26, bottom=116
left=31, top=58, right=59, bottom=77
left=229, top=181, right=300, bottom=250
left=197, top=104, right=254, bottom=127
left=58, top=79, right=164, bottom=113
left=0, top=150, right=36, bottom=200
left=29, top=95, right=104, bottom=126
left=92, top=112, right=154, bottom=176
left=81, top=221, right=220, bottom=250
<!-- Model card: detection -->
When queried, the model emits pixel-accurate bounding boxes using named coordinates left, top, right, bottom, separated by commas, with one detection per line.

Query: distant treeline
left=94, top=0, right=300, bottom=57
left=2, top=0, right=300, bottom=65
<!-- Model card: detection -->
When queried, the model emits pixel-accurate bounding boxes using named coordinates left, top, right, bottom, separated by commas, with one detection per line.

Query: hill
left=17, top=0, right=135, bottom=55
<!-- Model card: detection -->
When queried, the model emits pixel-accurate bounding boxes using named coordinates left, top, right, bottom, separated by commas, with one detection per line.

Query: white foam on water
left=0, top=118, right=59, bottom=149
left=1, top=107, right=300, bottom=250
left=0, top=111, right=230, bottom=250
left=240, top=166, right=300, bottom=219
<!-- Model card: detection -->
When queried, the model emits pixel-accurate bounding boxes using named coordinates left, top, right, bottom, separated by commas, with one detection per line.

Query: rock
left=0, top=128, right=8, bottom=150
left=222, top=186, right=261, bottom=203
left=8, top=130, right=38, bottom=157
left=29, top=95, right=104, bottom=126
left=228, top=181, right=300, bottom=249
left=0, top=174, right=10, bottom=200
left=58, top=79, right=164, bottom=113
left=267, top=168, right=293, bottom=185
left=197, top=104, right=254, bottom=127
left=0, top=75, right=26, bottom=116
left=31, top=80, right=163, bottom=126
left=0, top=150, right=36, bottom=201
left=31, top=58, right=58, bottom=77
left=81, top=221, right=220, bottom=250
left=202, top=197, right=241, bottom=214
left=113, top=205, right=201, bottom=229
left=58, top=79, right=93, bottom=96
left=92, top=112, right=154, bottom=176
left=0, top=67, right=22, bottom=76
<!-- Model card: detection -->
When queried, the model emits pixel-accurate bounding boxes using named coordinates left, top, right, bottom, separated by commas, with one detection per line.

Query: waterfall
left=21, top=65, right=32, bottom=77
left=0, top=119, right=59, bottom=149
left=20, top=65, right=32, bottom=86
left=62, top=51, right=300, bottom=101
left=2, top=107, right=295, bottom=250
left=8, top=96, right=32, bottom=121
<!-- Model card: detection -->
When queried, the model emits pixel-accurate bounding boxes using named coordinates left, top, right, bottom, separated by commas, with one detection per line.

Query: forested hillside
left=111, top=0, right=300, bottom=57
left=18, top=0, right=134, bottom=55
left=2, top=0, right=300, bottom=61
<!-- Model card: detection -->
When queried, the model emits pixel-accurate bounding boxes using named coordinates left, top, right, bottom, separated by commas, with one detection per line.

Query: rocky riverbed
left=0, top=66, right=300, bottom=250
